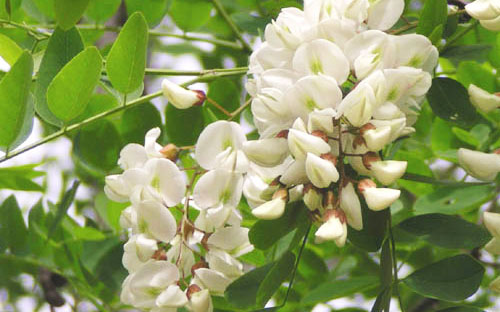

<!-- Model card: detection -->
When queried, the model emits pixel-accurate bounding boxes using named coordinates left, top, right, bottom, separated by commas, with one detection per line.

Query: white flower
left=367, top=0, right=404, bottom=30
left=458, top=148, right=500, bottom=182
left=369, top=160, right=407, bottom=185
left=303, top=184, right=323, bottom=211
left=162, top=79, right=205, bottom=109
left=287, top=128, right=331, bottom=160
left=340, top=182, right=363, bottom=230
left=466, top=0, right=500, bottom=31
left=394, top=34, right=438, bottom=72
left=338, top=83, right=376, bottom=127
left=315, top=212, right=348, bottom=247
left=284, top=75, right=342, bottom=123
left=307, top=108, right=339, bottom=135
left=243, top=162, right=287, bottom=208
left=265, top=7, right=308, bottom=49
left=122, top=234, right=158, bottom=273
left=194, top=169, right=243, bottom=210
left=313, top=18, right=356, bottom=49
left=361, top=186, right=400, bottom=211
left=362, top=125, right=392, bottom=152
left=484, top=212, right=500, bottom=239
left=189, top=288, right=213, bottom=312
left=118, top=144, right=149, bottom=170
left=121, top=260, right=182, bottom=309
left=195, top=120, right=248, bottom=172
left=206, top=249, right=243, bottom=278
left=191, top=268, right=232, bottom=296
left=135, top=200, right=178, bottom=243
left=252, top=196, right=287, bottom=220
left=207, top=226, right=254, bottom=257
left=485, top=237, right=500, bottom=255
left=243, top=138, right=289, bottom=167
left=468, top=84, right=500, bottom=113
left=254, top=42, right=294, bottom=70
left=305, top=152, right=339, bottom=188
left=292, top=39, right=350, bottom=84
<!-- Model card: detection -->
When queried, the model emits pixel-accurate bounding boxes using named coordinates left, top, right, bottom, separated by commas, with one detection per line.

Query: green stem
left=0, top=19, right=50, bottom=40
left=440, top=20, right=479, bottom=53
left=210, top=0, right=252, bottom=52
left=389, top=216, right=405, bottom=312
left=144, top=67, right=248, bottom=76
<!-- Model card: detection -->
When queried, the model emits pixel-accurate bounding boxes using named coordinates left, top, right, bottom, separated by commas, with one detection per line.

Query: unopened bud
left=352, top=135, right=366, bottom=149
left=311, top=130, right=329, bottom=143
left=160, top=143, right=179, bottom=161
left=276, top=129, right=289, bottom=139
left=191, top=260, right=208, bottom=277
left=359, top=123, right=376, bottom=135
left=162, top=79, right=206, bottom=109
left=186, top=284, right=202, bottom=299
left=272, top=188, right=289, bottom=201
left=362, top=152, right=381, bottom=169
left=303, top=184, right=323, bottom=211
left=358, top=179, right=376, bottom=193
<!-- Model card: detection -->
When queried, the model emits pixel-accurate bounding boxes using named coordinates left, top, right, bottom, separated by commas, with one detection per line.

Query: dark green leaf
left=380, top=239, right=392, bottom=288
left=165, top=104, right=204, bottom=146
left=249, top=202, right=308, bottom=250
left=124, top=0, right=171, bottom=27
left=35, top=27, right=84, bottom=127
left=403, top=254, right=484, bottom=301
left=414, top=185, right=495, bottom=215
left=86, top=0, right=121, bottom=23
left=398, top=214, right=491, bottom=249
left=371, top=287, right=392, bottom=312
left=106, top=12, right=148, bottom=94
left=348, top=202, right=389, bottom=252
left=0, top=164, right=44, bottom=191
left=416, top=0, right=447, bottom=37
left=0, top=196, right=28, bottom=255
left=426, top=77, right=478, bottom=127
left=456, top=61, right=496, bottom=93
left=257, top=251, right=295, bottom=306
left=169, top=0, right=212, bottom=32
left=231, top=12, right=269, bottom=36
left=0, top=51, right=33, bottom=151
left=120, top=103, right=162, bottom=144
left=72, top=93, right=119, bottom=123
left=207, top=78, right=240, bottom=120
left=301, top=276, right=379, bottom=305
left=54, top=0, right=90, bottom=30
left=441, top=44, right=492, bottom=65
left=437, top=307, right=485, bottom=312
left=47, top=47, right=103, bottom=123
left=48, top=180, right=80, bottom=239
left=225, top=262, right=274, bottom=309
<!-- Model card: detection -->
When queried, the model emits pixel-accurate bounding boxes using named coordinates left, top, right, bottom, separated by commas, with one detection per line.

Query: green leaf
left=414, top=185, right=495, bottom=215
left=86, top=0, right=121, bottom=23
left=105, top=12, right=148, bottom=94
left=124, top=0, right=171, bottom=27
left=451, top=127, right=479, bottom=147
left=121, top=103, right=162, bottom=144
left=47, top=46, right=102, bottom=123
left=301, top=276, right=379, bottom=305
left=403, top=254, right=484, bottom=301
left=401, top=173, right=490, bottom=187
left=0, top=196, right=28, bottom=255
left=54, top=0, right=90, bottom=30
left=256, top=251, right=295, bottom=306
left=348, top=202, right=389, bottom=252
left=72, top=93, right=119, bottom=123
left=380, top=239, right=392, bottom=288
left=0, top=51, right=33, bottom=151
left=416, top=0, right=447, bottom=37
left=73, top=120, right=122, bottom=172
left=48, top=180, right=80, bottom=240
left=165, top=104, right=204, bottom=146
left=0, top=33, right=22, bottom=65
left=456, top=61, right=496, bottom=93
left=371, top=287, right=392, bottom=312
left=35, top=27, right=85, bottom=127
left=207, top=78, right=240, bottom=120
left=397, top=214, right=491, bottom=249
left=169, top=0, right=212, bottom=32
left=225, top=262, right=274, bottom=309
left=249, top=202, right=308, bottom=250
left=0, top=164, right=44, bottom=191
left=231, top=12, right=269, bottom=36
left=437, top=307, right=485, bottom=312
left=441, top=44, right=492, bottom=65
left=426, top=77, right=478, bottom=127
left=94, top=192, right=128, bottom=233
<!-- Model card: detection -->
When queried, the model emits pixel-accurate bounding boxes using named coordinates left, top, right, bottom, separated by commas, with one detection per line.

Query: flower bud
left=303, top=184, right=323, bottom=211
left=465, top=1, right=500, bottom=31
left=315, top=210, right=347, bottom=246
left=361, top=185, right=400, bottom=211
left=484, top=212, right=500, bottom=238
left=362, top=152, right=381, bottom=169
left=370, top=160, right=407, bottom=185
left=340, top=182, right=363, bottom=231
left=458, top=148, right=500, bottom=182
left=242, top=138, right=289, bottom=167
left=468, top=84, right=500, bottom=113
left=186, top=284, right=202, bottom=300
left=162, top=79, right=205, bottom=109
left=358, top=178, right=377, bottom=192
left=288, top=129, right=331, bottom=160
left=190, top=288, right=213, bottom=312
left=362, top=125, right=392, bottom=152
left=252, top=196, right=286, bottom=220
left=305, top=152, right=339, bottom=188
left=160, top=143, right=179, bottom=162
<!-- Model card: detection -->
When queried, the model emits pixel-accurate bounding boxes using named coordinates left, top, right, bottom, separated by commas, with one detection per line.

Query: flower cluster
left=465, top=0, right=500, bottom=31
left=105, top=127, right=254, bottom=312
left=245, top=0, right=438, bottom=245
left=483, top=212, right=500, bottom=292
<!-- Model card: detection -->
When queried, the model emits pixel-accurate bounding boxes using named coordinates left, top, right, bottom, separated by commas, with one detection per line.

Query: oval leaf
left=416, top=0, right=447, bottom=37
left=0, top=33, right=22, bottom=65
left=169, top=0, right=212, bottom=32
left=47, top=47, right=103, bottom=123
left=86, top=0, right=121, bottom=23
left=105, top=12, right=148, bottom=94
left=403, top=254, right=484, bottom=301
left=302, top=276, right=379, bottom=305
left=54, top=0, right=90, bottom=30
left=124, top=0, right=170, bottom=27
left=165, top=104, right=204, bottom=146
left=0, top=51, right=33, bottom=151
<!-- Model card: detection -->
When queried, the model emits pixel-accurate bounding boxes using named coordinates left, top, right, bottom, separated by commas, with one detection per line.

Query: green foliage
left=169, top=0, right=213, bottom=32
left=302, top=276, right=379, bottom=305
left=0, top=33, right=22, bottom=65
left=124, top=0, right=171, bottom=27
left=0, top=164, right=44, bottom=191
left=416, top=0, right=447, bottom=37
left=0, top=196, right=28, bottom=255
left=54, top=0, right=90, bottom=30
left=165, top=104, right=204, bottom=146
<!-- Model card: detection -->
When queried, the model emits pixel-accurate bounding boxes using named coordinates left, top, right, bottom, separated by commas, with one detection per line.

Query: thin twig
left=389, top=216, right=405, bottom=312
left=228, top=97, right=252, bottom=121
left=206, top=97, right=232, bottom=117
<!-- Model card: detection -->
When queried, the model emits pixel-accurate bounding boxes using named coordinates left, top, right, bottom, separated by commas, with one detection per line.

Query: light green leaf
left=416, top=0, right=447, bottom=37
left=105, top=12, right=148, bottom=94
left=456, top=61, right=496, bottom=93
left=165, top=104, right=204, bottom=146
left=120, top=103, right=162, bottom=144
left=414, top=185, right=495, bottom=215
left=207, top=78, right=240, bottom=120
left=54, top=0, right=90, bottom=30
left=398, top=214, right=491, bottom=249
left=0, top=164, right=44, bottom=191
left=0, top=51, right=33, bottom=151
left=35, top=27, right=84, bottom=127
left=48, top=180, right=80, bottom=240
left=47, top=46, right=102, bottom=123
left=403, top=254, right=484, bottom=301
left=0, top=33, right=22, bottom=65
left=169, top=0, right=212, bottom=32
left=0, top=196, right=28, bottom=255
left=86, top=0, right=121, bottom=23
left=124, top=0, right=171, bottom=27
left=301, top=276, right=379, bottom=305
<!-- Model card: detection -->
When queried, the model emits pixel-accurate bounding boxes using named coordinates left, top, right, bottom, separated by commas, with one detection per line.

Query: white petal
left=305, top=153, right=339, bottom=188
left=394, top=34, right=438, bottom=71
left=259, top=69, right=299, bottom=92
left=104, top=175, right=129, bottom=202
left=288, top=129, right=331, bottom=160
left=338, top=83, right=376, bottom=127
left=193, top=169, right=243, bottom=209
left=206, top=249, right=243, bottom=278
left=252, top=197, right=286, bottom=220
left=190, top=289, right=213, bottom=312
left=465, top=0, right=500, bottom=20
left=144, top=158, right=186, bottom=207
left=370, top=160, right=407, bottom=185
left=145, top=127, right=164, bottom=158
left=468, top=84, right=500, bottom=113
left=162, top=79, right=204, bottom=109
left=193, top=268, right=232, bottom=295
left=480, top=15, right=500, bottom=31
left=303, top=186, right=323, bottom=211
left=458, top=148, right=500, bottom=182
left=118, top=144, right=148, bottom=170
left=207, top=226, right=252, bottom=256
left=314, top=18, right=357, bottom=49
left=484, top=212, right=500, bottom=238
left=363, top=126, right=392, bottom=152
left=334, top=222, right=348, bottom=247
left=363, top=187, right=400, bottom=211
left=137, top=200, right=177, bottom=243
left=315, top=215, right=344, bottom=243
left=367, top=0, right=404, bottom=30
left=485, top=237, right=500, bottom=255
left=243, top=138, right=289, bottom=167
left=293, top=39, right=350, bottom=84
left=307, top=108, right=338, bottom=135
left=156, top=285, right=189, bottom=308
left=340, top=183, right=363, bottom=230
left=490, top=276, right=500, bottom=293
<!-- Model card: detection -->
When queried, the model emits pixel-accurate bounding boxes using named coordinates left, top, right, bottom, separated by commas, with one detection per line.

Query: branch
left=144, top=67, right=248, bottom=77
left=210, top=0, right=252, bottom=52
left=389, top=216, right=405, bottom=312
